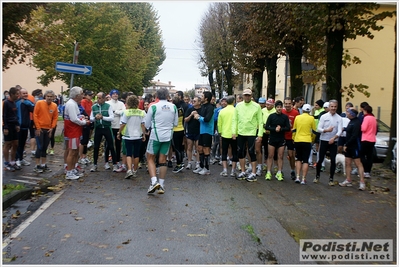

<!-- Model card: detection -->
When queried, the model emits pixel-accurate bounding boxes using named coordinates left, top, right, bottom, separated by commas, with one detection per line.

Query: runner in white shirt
left=144, top=88, right=178, bottom=194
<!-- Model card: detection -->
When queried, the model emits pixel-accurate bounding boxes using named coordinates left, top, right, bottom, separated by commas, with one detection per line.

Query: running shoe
left=358, top=182, right=366, bottom=191
left=147, top=183, right=160, bottom=194
left=199, top=168, right=210, bottom=175
left=275, top=172, right=284, bottom=181
left=90, top=165, right=98, bottom=172
left=172, top=164, right=184, bottom=173
left=104, top=162, right=111, bottom=170
left=236, top=172, right=246, bottom=180
left=339, top=179, right=352, bottom=187
left=125, top=170, right=133, bottom=179
left=157, top=185, right=165, bottom=194
left=246, top=173, right=257, bottom=182
left=220, top=170, right=228, bottom=177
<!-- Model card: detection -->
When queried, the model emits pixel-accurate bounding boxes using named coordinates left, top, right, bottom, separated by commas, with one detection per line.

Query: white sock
left=75, top=162, right=78, bottom=168
left=159, top=179, right=165, bottom=187
left=151, top=176, right=157, bottom=185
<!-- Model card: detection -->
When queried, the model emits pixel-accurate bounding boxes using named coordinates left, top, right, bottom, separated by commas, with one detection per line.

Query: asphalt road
left=3, top=161, right=397, bottom=264
left=2, top=121, right=397, bottom=264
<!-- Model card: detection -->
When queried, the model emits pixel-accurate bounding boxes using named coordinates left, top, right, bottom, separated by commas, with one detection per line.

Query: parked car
left=374, top=119, right=394, bottom=159
left=391, top=141, right=397, bottom=173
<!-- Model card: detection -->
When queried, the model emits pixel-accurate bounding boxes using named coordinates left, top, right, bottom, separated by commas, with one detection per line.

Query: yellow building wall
left=341, top=4, right=396, bottom=126
left=2, top=62, right=68, bottom=96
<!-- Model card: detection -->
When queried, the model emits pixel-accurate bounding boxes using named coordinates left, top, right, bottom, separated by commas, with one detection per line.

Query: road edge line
left=2, top=189, right=66, bottom=249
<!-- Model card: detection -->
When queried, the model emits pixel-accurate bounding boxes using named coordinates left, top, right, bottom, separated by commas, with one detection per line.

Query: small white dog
left=324, top=153, right=346, bottom=175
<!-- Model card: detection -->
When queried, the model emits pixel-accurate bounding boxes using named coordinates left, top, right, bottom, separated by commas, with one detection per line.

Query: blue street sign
left=55, top=62, right=92, bottom=75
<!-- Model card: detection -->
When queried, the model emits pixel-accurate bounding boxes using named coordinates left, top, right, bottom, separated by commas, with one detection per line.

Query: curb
left=2, top=188, right=33, bottom=210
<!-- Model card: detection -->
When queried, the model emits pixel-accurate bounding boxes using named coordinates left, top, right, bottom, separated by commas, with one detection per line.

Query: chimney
left=158, top=79, right=160, bottom=82
left=168, top=81, right=171, bottom=85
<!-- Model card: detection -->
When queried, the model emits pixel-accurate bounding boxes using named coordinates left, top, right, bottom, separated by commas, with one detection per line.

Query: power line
left=165, top=47, right=200, bottom=51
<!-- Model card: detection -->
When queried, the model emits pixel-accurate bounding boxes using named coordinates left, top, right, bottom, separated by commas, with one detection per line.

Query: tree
left=384, top=20, right=397, bottom=167
left=2, top=3, right=46, bottom=70
left=198, top=3, right=236, bottom=95
left=229, top=3, right=306, bottom=98
left=117, top=3, right=166, bottom=88
left=322, top=3, right=394, bottom=113
left=20, top=3, right=163, bottom=95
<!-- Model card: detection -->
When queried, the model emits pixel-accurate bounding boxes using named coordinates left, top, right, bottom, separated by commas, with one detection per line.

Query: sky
left=150, top=1, right=211, bottom=91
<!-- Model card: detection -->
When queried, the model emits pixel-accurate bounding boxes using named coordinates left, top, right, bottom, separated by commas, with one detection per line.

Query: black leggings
left=171, top=131, right=185, bottom=165
left=49, top=126, right=57, bottom=148
left=317, top=140, right=338, bottom=179
left=237, top=135, right=257, bottom=162
left=361, top=141, right=375, bottom=173
left=16, top=128, right=29, bottom=161
left=105, top=128, right=121, bottom=163
left=221, top=137, right=238, bottom=162
left=139, top=134, right=149, bottom=163
left=35, top=129, right=50, bottom=158
left=94, top=127, right=116, bottom=165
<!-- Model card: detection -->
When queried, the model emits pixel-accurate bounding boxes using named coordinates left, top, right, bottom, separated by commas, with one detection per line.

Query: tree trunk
left=384, top=20, right=397, bottom=167
left=224, top=64, right=234, bottom=95
left=286, top=38, right=303, bottom=98
left=253, top=57, right=265, bottom=99
left=265, top=54, right=278, bottom=98
left=208, top=69, right=215, bottom=96
left=215, top=68, right=221, bottom=97
left=326, top=3, right=345, bottom=114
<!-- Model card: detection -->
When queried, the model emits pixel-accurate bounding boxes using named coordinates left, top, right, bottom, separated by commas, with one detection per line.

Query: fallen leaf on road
left=187, top=234, right=208, bottom=237
left=122, top=239, right=131, bottom=244
left=74, top=217, right=84, bottom=221
left=162, top=248, right=169, bottom=252
left=3, top=256, right=16, bottom=262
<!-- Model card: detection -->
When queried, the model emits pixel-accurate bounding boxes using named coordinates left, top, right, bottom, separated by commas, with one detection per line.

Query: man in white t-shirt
left=144, top=88, right=178, bottom=194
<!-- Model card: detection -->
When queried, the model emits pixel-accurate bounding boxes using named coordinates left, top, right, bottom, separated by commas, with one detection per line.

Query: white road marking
left=10, top=179, right=37, bottom=185
left=18, top=176, right=43, bottom=180
left=2, top=189, right=66, bottom=249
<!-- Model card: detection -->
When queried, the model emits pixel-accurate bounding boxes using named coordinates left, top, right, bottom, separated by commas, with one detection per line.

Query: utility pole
left=69, top=41, right=79, bottom=89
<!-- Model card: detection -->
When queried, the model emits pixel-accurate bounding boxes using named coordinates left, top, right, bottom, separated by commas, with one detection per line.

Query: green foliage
left=117, top=3, right=166, bottom=90
left=2, top=3, right=46, bottom=70
left=186, top=89, right=196, bottom=99
left=11, top=2, right=164, bottom=95
left=3, top=184, right=26, bottom=196
left=342, top=83, right=370, bottom=102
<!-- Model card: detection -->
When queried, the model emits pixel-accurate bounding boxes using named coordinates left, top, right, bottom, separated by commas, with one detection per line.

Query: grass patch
left=242, top=224, right=261, bottom=244
left=54, top=134, right=64, bottom=143
left=57, top=116, right=64, bottom=121
left=3, top=184, right=26, bottom=196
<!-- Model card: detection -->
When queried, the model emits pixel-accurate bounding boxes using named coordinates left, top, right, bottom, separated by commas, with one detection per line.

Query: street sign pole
left=69, top=41, right=79, bottom=89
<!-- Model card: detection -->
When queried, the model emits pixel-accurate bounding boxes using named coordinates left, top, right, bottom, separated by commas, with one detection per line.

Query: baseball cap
left=323, top=102, right=330, bottom=108
left=266, top=98, right=275, bottom=105
left=110, top=89, right=119, bottom=96
left=275, top=100, right=283, bottom=107
left=258, top=97, right=266, bottom=104
left=302, top=104, right=312, bottom=112
left=84, top=90, right=93, bottom=96
left=243, top=89, right=252, bottom=95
